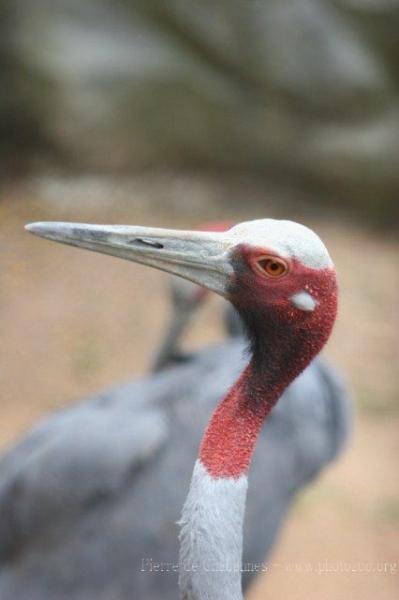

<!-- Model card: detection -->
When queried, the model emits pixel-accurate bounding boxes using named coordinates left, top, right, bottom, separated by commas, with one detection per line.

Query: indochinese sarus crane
left=0, top=219, right=350, bottom=600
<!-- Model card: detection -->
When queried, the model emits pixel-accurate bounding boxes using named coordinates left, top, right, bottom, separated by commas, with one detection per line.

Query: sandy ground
left=1, top=175, right=398, bottom=599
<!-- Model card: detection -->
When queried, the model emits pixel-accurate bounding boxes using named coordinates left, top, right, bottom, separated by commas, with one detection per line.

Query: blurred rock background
left=1, top=2, right=398, bottom=599
left=2, top=0, right=399, bottom=226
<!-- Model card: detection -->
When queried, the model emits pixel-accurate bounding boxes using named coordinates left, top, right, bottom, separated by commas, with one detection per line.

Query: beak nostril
left=129, top=238, right=164, bottom=249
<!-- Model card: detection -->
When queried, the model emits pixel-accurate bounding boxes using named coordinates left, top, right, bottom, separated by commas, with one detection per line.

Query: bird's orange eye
left=256, top=257, right=288, bottom=278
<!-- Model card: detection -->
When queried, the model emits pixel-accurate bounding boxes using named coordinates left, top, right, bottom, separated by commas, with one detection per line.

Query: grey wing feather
left=0, top=389, right=167, bottom=562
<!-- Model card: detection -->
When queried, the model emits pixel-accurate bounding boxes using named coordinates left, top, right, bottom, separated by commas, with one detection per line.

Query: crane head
left=26, top=218, right=337, bottom=363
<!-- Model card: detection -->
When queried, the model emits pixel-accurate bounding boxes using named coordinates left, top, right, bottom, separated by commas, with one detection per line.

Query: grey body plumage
left=0, top=340, right=349, bottom=600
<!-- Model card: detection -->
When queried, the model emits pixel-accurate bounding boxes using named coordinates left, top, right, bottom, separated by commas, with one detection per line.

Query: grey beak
left=25, top=221, right=234, bottom=297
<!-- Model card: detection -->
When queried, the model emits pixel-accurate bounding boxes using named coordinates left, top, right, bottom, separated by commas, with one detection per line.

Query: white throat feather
left=178, top=460, right=248, bottom=600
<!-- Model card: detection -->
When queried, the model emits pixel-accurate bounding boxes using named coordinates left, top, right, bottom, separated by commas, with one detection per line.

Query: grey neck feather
left=178, top=460, right=248, bottom=600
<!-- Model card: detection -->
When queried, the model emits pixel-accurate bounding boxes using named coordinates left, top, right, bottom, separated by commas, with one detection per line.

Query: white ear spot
left=291, top=291, right=317, bottom=312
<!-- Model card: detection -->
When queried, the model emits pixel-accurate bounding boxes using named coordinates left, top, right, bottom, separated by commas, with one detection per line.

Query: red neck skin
left=199, top=266, right=338, bottom=480
left=199, top=364, right=282, bottom=478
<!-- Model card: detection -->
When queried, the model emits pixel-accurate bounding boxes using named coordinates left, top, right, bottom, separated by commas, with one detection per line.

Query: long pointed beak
left=25, top=221, right=234, bottom=297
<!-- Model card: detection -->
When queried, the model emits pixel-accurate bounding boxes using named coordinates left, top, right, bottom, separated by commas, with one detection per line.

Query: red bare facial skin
left=199, top=244, right=338, bottom=479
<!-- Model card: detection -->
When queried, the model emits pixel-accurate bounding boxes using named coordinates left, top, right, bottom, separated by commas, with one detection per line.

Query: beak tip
left=25, top=222, right=42, bottom=235
left=25, top=221, right=62, bottom=240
